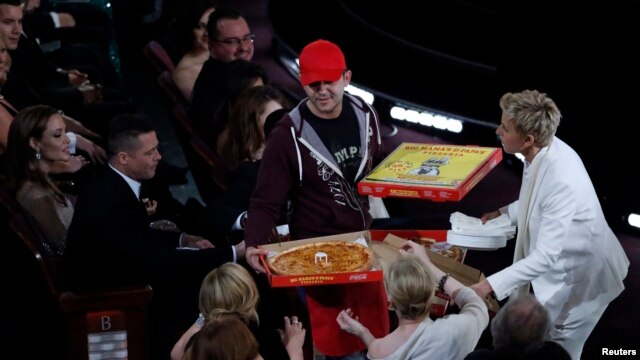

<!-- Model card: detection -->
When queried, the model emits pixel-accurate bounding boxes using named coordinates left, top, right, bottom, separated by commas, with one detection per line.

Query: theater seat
left=143, top=40, right=175, bottom=75
left=157, top=69, right=188, bottom=109
left=1, top=187, right=153, bottom=360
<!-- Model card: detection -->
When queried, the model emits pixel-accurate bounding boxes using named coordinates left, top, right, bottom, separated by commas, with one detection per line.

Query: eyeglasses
left=216, top=34, right=255, bottom=46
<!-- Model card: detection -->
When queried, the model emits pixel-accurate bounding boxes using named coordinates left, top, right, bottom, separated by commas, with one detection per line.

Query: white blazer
left=488, top=137, right=629, bottom=325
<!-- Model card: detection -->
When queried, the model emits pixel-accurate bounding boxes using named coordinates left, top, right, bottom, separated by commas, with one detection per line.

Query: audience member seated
left=0, top=31, right=105, bottom=164
left=62, top=113, right=245, bottom=359
left=217, top=85, right=291, bottom=168
left=182, top=316, right=262, bottom=360
left=21, top=0, right=119, bottom=88
left=22, top=0, right=113, bottom=54
left=0, top=0, right=136, bottom=137
left=183, top=313, right=304, bottom=360
left=0, top=105, right=90, bottom=256
left=189, top=7, right=261, bottom=147
left=171, top=262, right=304, bottom=360
left=336, top=240, right=489, bottom=359
left=190, top=58, right=267, bottom=149
left=465, top=294, right=559, bottom=360
left=0, top=33, right=11, bottom=154
left=172, top=0, right=217, bottom=101
left=197, top=86, right=289, bottom=242
left=520, top=341, right=570, bottom=360
left=203, top=7, right=254, bottom=64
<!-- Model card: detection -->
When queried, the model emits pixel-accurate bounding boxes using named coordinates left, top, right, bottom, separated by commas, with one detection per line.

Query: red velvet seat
left=1, top=187, right=153, bottom=360
left=143, top=40, right=175, bottom=75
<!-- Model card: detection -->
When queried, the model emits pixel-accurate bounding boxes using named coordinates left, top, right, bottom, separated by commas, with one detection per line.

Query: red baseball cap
left=299, top=39, right=346, bottom=86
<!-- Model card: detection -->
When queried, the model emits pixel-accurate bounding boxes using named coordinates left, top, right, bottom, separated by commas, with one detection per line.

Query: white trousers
left=550, top=304, right=608, bottom=360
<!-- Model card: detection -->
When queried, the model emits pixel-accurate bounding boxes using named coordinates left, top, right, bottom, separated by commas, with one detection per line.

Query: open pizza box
left=259, top=229, right=460, bottom=287
left=259, top=230, right=498, bottom=316
left=377, top=233, right=500, bottom=316
left=259, top=231, right=383, bottom=288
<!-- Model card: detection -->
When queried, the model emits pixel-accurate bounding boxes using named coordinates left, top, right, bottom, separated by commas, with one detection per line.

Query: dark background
left=267, top=0, right=640, bottom=227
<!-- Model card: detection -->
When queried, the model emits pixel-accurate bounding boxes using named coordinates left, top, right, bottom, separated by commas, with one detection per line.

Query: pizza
left=410, top=236, right=464, bottom=262
left=267, top=241, right=375, bottom=275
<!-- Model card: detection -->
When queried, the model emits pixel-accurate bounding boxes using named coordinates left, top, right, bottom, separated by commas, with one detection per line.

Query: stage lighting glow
left=388, top=104, right=466, bottom=134
left=628, top=213, right=640, bottom=228
left=345, top=85, right=374, bottom=105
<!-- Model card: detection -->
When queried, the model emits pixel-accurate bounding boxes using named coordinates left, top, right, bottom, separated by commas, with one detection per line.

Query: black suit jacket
left=63, top=166, right=234, bottom=291
left=198, top=160, right=259, bottom=239
left=189, top=57, right=226, bottom=146
left=4, top=34, right=84, bottom=111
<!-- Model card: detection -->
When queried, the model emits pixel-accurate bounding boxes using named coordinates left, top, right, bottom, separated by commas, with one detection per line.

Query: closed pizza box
left=358, top=143, right=503, bottom=201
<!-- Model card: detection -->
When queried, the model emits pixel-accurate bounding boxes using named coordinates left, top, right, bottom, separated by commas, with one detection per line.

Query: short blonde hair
left=198, top=262, right=259, bottom=323
left=499, top=90, right=561, bottom=147
left=384, top=255, right=435, bottom=320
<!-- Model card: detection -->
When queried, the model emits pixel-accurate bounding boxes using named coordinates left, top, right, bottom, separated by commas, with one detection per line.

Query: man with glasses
left=205, top=7, right=254, bottom=62
left=189, top=7, right=263, bottom=147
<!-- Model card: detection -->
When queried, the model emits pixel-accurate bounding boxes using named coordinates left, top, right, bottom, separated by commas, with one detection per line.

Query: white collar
left=109, top=164, right=142, bottom=199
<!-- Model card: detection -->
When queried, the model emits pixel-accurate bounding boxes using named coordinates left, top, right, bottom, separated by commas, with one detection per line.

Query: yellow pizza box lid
left=358, top=142, right=502, bottom=201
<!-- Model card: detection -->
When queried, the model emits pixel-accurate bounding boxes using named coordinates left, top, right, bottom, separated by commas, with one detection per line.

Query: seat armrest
left=59, top=285, right=153, bottom=313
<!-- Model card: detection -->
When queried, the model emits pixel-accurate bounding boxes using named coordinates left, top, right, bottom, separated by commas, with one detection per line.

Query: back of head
left=223, top=59, right=268, bottom=94
left=224, top=85, right=290, bottom=168
left=198, top=262, right=260, bottom=323
left=106, top=113, right=155, bottom=159
left=209, top=59, right=267, bottom=132
left=491, top=294, right=551, bottom=353
left=264, top=107, right=289, bottom=138
left=520, top=341, right=571, bottom=360
left=183, top=317, right=259, bottom=360
left=499, top=90, right=561, bottom=147
left=385, top=254, right=435, bottom=320
left=206, top=7, right=242, bottom=40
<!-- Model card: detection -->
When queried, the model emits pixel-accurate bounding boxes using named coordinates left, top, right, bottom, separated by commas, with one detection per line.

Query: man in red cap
left=243, top=39, right=388, bottom=359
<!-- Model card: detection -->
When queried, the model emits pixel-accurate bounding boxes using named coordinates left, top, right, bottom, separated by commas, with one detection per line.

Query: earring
left=35, top=150, right=41, bottom=160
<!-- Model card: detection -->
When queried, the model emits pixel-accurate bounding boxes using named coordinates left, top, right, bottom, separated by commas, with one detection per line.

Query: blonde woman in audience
left=173, top=1, right=217, bottom=101
left=336, top=241, right=489, bottom=359
left=171, top=262, right=305, bottom=360
left=0, top=105, right=88, bottom=255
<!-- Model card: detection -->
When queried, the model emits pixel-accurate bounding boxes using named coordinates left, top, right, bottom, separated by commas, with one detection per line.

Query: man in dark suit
left=64, top=113, right=244, bottom=359
left=0, top=0, right=135, bottom=136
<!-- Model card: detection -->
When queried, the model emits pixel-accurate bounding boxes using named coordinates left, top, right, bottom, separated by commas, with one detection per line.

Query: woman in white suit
left=472, top=90, right=629, bottom=360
